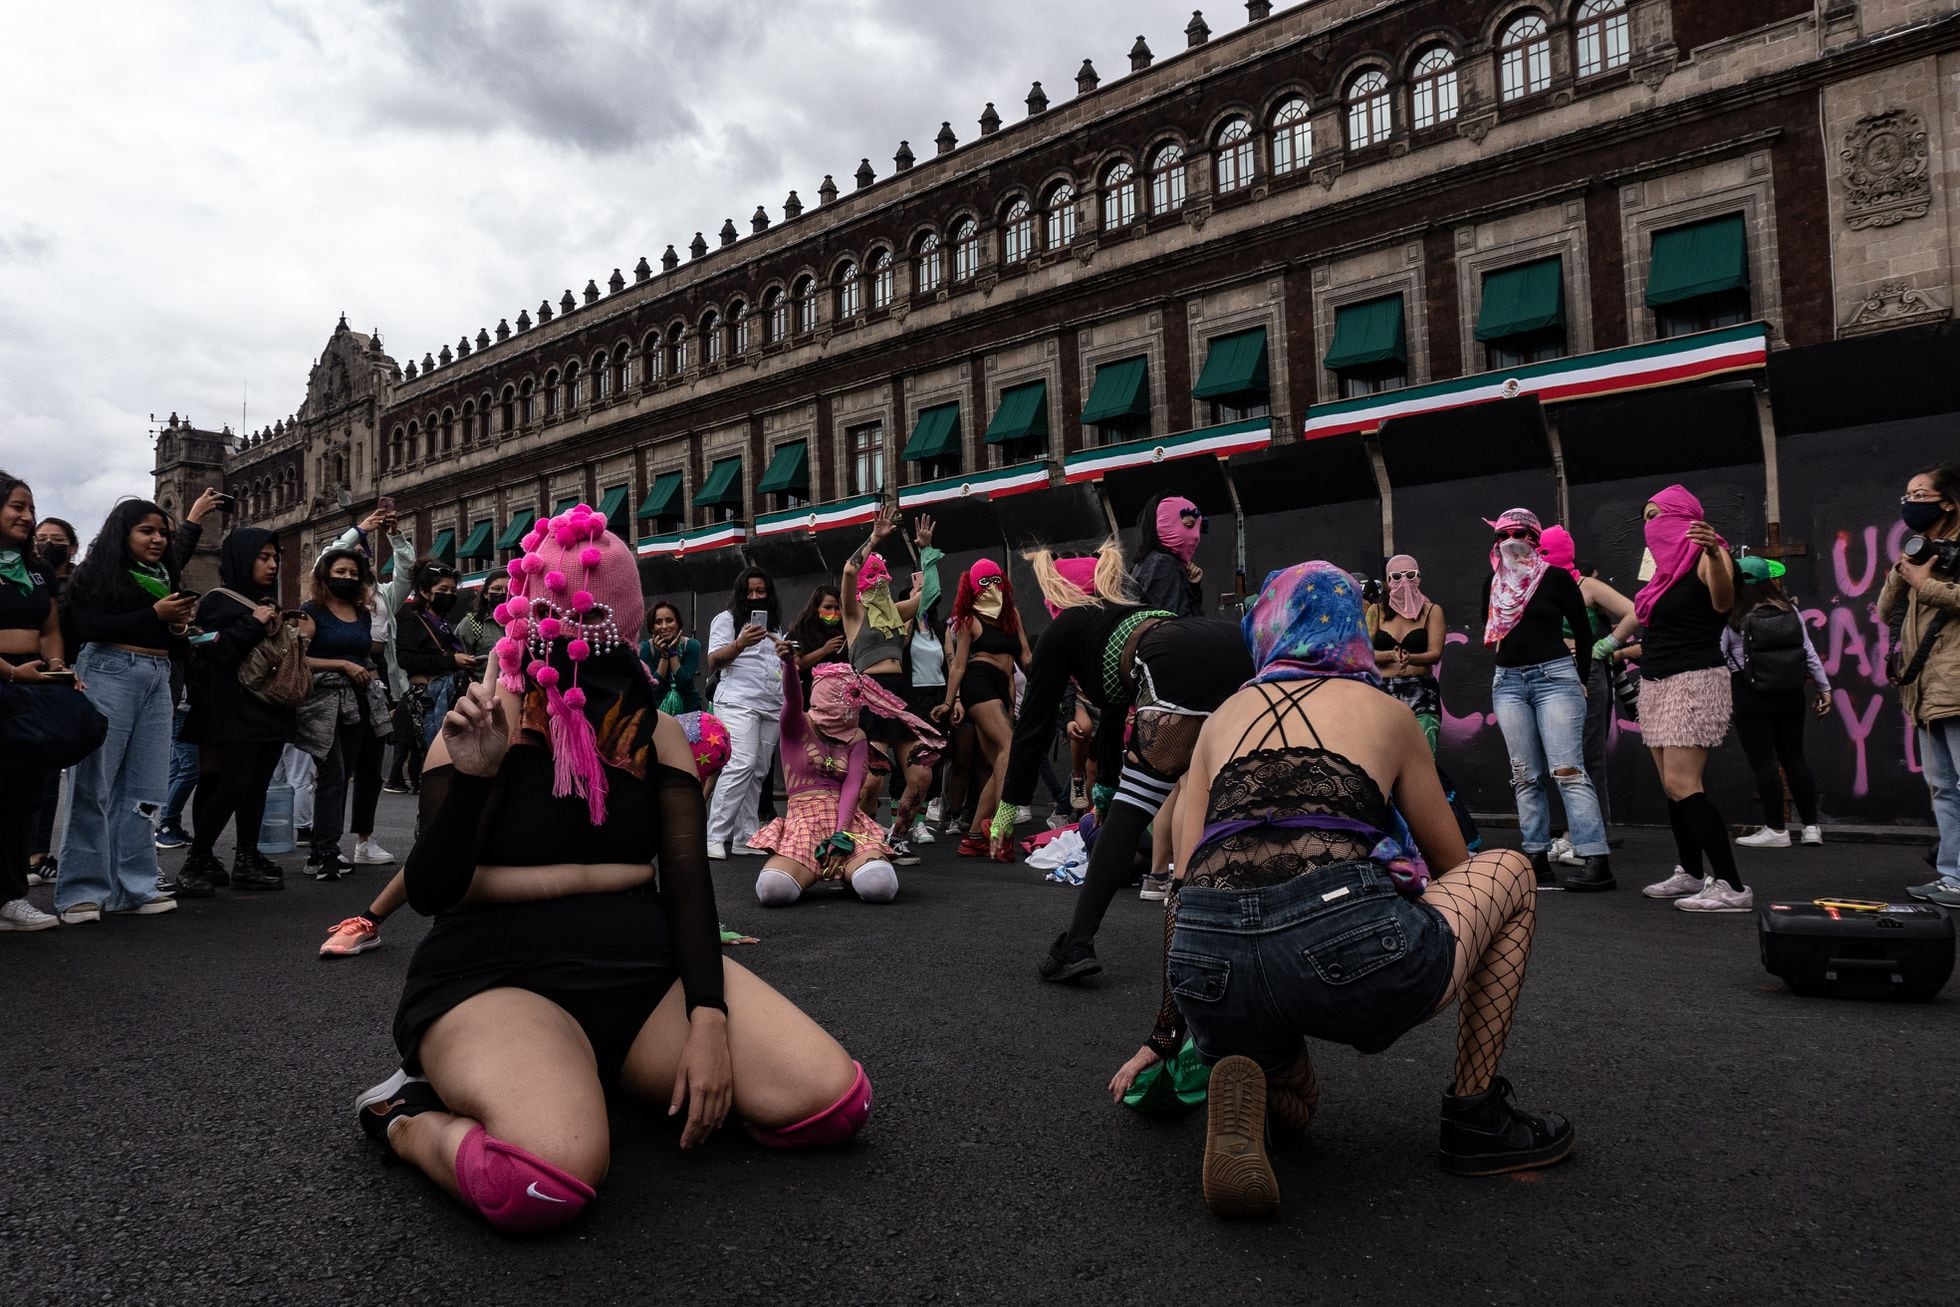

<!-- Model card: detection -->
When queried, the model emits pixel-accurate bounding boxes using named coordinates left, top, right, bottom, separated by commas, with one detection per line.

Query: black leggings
left=313, top=721, right=386, bottom=858
left=191, top=740, right=286, bottom=858
left=0, top=767, right=39, bottom=901
left=1734, top=700, right=1819, bottom=829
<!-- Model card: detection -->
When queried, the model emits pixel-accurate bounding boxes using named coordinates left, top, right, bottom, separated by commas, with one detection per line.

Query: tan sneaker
left=1202, top=1056, right=1280, bottom=1218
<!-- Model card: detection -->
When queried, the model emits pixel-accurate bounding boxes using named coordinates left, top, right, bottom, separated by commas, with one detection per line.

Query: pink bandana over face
left=1043, top=556, right=1099, bottom=618
left=808, top=663, right=944, bottom=746
left=1634, top=484, right=1726, bottom=624
left=1482, top=508, right=1548, bottom=647
left=1538, top=526, right=1582, bottom=583
left=1385, top=553, right=1427, bottom=622
left=1156, top=497, right=1202, bottom=564
left=856, top=552, right=890, bottom=599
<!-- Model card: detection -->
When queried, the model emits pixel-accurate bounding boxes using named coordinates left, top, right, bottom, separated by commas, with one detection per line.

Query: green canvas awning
left=638, top=472, right=683, bottom=520
left=1191, top=328, right=1270, bottom=400
left=1646, top=214, right=1748, bottom=308
left=756, top=441, right=810, bottom=496
left=1323, top=296, right=1407, bottom=370
left=553, top=495, right=580, bottom=516
left=901, top=403, right=961, bottom=461
left=1079, top=357, right=1149, bottom=424
left=1476, top=257, right=1565, bottom=341
left=595, top=485, right=629, bottom=533
left=495, top=508, right=536, bottom=551
left=428, top=527, right=456, bottom=564
left=457, top=519, right=493, bottom=560
left=692, top=456, right=744, bottom=509
left=983, top=381, right=1050, bottom=445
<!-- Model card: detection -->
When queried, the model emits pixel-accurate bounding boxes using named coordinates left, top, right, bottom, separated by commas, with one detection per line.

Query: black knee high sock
left=1065, top=801, right=1153, bottom=944
left=1677, top=792, right=1741, bottom=891
left=1666, top=797, right=1701, bottom=874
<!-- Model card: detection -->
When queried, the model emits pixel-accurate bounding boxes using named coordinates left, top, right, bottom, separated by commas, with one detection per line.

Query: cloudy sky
left=1, top=0, right=1262, bottom=541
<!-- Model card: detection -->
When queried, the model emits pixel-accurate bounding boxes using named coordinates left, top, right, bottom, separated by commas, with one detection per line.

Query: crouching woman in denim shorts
left=1108, top=561, right=1572, bottom=1218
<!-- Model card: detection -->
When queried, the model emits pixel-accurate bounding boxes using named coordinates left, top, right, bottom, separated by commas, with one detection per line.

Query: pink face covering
left=1156, top=497, right=1202, bottom=564
left=808, top=675, right=861, bottom=738
left=1634, top=484, right=1727, bottom=624
left=969, top=557, right=1003, bottom=586
left=856, top=553, right=890, bottom=599
left=1043, top=556, right=1099, bottom=618
left=1482, top=508, right=1548, bottom=647
left=1538, top=526, right=1582, bottom=582
left=1384, top=553, right=1427, bottom=622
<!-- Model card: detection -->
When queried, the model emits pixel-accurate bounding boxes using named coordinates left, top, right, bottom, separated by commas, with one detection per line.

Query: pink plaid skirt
left=748, top=789, right=891, bottom=879
left=1640, top=665, right=1731, bottom=748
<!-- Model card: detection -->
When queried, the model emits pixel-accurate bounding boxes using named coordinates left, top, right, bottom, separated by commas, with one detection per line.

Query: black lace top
left=1184, top=746, right=1391, bottom=891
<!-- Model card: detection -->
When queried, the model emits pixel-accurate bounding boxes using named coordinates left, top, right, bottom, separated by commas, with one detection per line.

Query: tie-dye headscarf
left=1242, top=560, right=1383, bottom=688
left=1483, top=507, right=1547, bottom=646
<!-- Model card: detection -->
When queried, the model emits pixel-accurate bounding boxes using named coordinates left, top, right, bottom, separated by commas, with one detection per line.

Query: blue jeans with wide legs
left=56, top=645, right=175, bottom=911
left=1917, top=716, right=1960, bottom=888
left=1491, top=656, right=1608, bottom=858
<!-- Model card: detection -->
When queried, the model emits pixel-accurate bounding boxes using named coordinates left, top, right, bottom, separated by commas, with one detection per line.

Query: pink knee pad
left=747, top=1061, right=873, bottom=1149
left=453, top=1125, right=596, bottom=1234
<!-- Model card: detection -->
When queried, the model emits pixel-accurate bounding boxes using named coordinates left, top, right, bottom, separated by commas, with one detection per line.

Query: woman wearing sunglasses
left=1481, top=509, right=1614, bottom=893
left=1373, top=555, right=1446, bottom=752
left=938, top=559, right=1033, bottom=857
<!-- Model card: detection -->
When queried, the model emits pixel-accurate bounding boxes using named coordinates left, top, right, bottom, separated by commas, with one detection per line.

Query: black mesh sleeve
left=1147, top=882, right=1187, bottom=1059
left=652, top=762, right=726, bottom=1014
left=402, top=764, right=495, bottom=915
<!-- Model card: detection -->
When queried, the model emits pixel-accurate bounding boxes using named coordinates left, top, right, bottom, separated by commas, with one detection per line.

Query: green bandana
left=863, top=583, right=905, bottom=641
left=0, top=549, right=34, bottom=595
left=128, top=561, right=173, bottom=601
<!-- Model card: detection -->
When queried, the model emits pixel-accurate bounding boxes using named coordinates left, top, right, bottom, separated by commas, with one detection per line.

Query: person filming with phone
left=1881, top=463, right=1960, bottom=908
left=1, top=471, right=77, bottom=932
left=704, top=568, right=786, bottom=860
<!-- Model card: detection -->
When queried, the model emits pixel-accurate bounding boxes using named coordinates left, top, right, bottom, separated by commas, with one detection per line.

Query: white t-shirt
left=707, top=610, right=784, bottom=712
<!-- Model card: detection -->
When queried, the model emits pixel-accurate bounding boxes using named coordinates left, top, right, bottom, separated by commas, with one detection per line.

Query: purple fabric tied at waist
left=1194, top=811, right=1431, bottom=895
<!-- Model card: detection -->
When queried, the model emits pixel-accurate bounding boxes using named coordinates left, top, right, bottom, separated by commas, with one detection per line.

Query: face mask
left=973, top=590, right=1004, bottom=619
left=38, top=543, right=70, bottom=567
left=819, top=612, right=841, bottom=626
left=327, top=577, right=364, bottom=601
left=1902, top=500, right=1947, bottom=533
left=430, top=592, right=458, bottom=616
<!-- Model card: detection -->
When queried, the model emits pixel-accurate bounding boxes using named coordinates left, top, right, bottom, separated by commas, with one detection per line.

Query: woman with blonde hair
left=998, top=539, right=1252, bottom=983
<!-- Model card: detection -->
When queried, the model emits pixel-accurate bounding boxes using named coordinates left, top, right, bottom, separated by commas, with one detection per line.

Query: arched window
left=868, top=251, right=894, bottom=310
left=834, top=262, right=861, bottom=319
left=1499, top=13, right=1552, bottom=101
left=1346, top=69, right=1392, bottom=148
left=1270, top=96, right=1312, bottom=175
left=793, top=276, right=817, bottom=332
left=591, top=351, right=610, bottom=401
left=477, top=393, right=493, bottom=441
left=1411, top=46, right=1459, bottom=130
left=914, top=234, right=943, bottom=294
left=702, top=310, right=722, bottom=364
left=665, top=325, right=686, bottom=375
left=389, top=426, right=403, bottom=467
left=499, top=385, right=515, bottom=433
left=730, top=300, right=751, bottom=354
left=1045, top=183, right=1076, bottom=248
left=518, top=378, right=534, bottom=425
left=460, top=400, right=475, bottom=445
left=1576, top=1, right=1630, bottom=78
left=641, top=331, right=662, bottom=383
left=407, top=419, right=422, bottom=457
left=951, top=218, right=979, bottom=282
left=1149, top=142, right=1186, bottom=213
left=763, top=289, right=786, bottom=343
left=562, top=359, right=579, bottom=411
left=611, top=344, right=629, bottom=395
left=1214, top=118, right=1254, bottom=194
left=1001, top=199, right=1033, bottom=265
left=440, top=407, right=455, bottom=452
left=1102, top=161, right=1137, bottom=229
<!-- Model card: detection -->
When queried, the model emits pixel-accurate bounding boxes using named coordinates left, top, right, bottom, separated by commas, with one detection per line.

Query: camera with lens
left=1901, top=534, right=1960, bottom=571
left=1360, top=577, right=1383, bottom=607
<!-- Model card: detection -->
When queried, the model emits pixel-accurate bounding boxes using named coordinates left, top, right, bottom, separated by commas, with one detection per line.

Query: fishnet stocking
left=1420, top=848, right=1537, bottom=1098
left=1130, top=708, right=1205, bottom=779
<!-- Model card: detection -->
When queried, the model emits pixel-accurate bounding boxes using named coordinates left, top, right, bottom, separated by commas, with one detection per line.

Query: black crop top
left=0, top=562, right=54, bottom=636
left=969, top=619, right=1019, bottom=657
left=402, top=747, right=726, bottom=1014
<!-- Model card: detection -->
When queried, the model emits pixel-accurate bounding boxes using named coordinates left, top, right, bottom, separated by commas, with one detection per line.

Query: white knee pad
left=849, top=859, right=898, bottom=904
left=756, top=868, right=803, bottom=907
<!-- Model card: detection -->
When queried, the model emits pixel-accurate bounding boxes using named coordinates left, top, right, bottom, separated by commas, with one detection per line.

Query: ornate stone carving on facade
left=1631, top=53, right=1672, bottom=91
left=1841, top=280, right=1951, bottom=336
left=1841, top=110, right=1931, bottom=229
left=1181, top=202, right=1213, bottom=231
left=1311, top=161, right=1344, bottom=190
left=1457, top=113, right=1496, bottom=145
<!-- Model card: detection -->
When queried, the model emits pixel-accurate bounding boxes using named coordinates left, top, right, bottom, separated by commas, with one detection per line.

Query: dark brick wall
left=1673, top=0, right=1814, bottom=54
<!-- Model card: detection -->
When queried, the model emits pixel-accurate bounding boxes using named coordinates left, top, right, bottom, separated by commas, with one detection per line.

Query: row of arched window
left=236, top=466, right=300, bottom=519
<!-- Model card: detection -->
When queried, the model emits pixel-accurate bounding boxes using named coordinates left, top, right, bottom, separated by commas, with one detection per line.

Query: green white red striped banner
left=636, top=523, right=747, bottom=557
left=753, top=494, right=882, bottom=539
left=1062, top=419, right=1273, bottom=483
left=459, top=570, right=490, bottom=591
left=898, top=460, right=1054, bottom=509
left=1301, top=322, right=1769, bottom=441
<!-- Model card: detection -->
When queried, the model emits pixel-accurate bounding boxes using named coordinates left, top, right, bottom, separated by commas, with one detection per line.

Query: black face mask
left=430, top=591, right=458, bottom=616
left=1902, top=500, right=1947, bottom=533
left=326, top=577, right=364, bottom=601
left=38, top=543, right=70, bottom=567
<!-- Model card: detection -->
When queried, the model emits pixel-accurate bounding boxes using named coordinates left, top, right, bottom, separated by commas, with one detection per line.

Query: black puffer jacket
left=183, top=527, right=296, bottom=745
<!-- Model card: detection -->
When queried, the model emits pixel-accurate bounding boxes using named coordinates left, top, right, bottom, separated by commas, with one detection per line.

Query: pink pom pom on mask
left=563, top=687, right=587, bottom=710
left=521, top=531, right=544, bottom=553
left=536, top=665, right=561, bottom=688
left=580, top=546, right=603, bottom=568
left=571, top=590, right=593, bottom=613
left=567, top=639, right=591, bottom=662
left=538, top=617, right=562, bottom=640
left=506, top=618, right=529, bottom=642
left=554, top=523, right=579, bottom=548
left=521, top=555, right=545, bottom=575
left=506, top=559, right=524, bottom=580
left=545, top=570, right=568, bottom=594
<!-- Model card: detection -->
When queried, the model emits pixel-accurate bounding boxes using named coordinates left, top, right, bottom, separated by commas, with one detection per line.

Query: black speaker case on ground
left=1758, top=899, right=1955, bottom=1002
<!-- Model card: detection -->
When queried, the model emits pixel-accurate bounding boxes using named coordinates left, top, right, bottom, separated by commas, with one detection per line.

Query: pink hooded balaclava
left=1538, top=525, right=1582, bottom=583
left=1634, top=484, right=1726, bottom=624
left=1043, top=555, right=1100, bottom=618
left=1155, top=497, right=1203, bottom=564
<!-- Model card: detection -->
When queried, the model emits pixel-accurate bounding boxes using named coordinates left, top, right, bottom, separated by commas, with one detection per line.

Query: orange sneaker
left=319, top=916, right=381, bottom=958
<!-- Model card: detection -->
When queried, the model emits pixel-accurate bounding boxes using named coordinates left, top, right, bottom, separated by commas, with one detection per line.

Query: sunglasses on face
left=1387, top=570, right=1419, bottom=581
left=1496, top=528, right=1536, bottom=541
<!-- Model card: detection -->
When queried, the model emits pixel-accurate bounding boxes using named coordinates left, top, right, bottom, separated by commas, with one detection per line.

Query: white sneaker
left=911, top=820, right=935, bottom=845
left=1548, top=836, right=1584, bottom=867
left=108, top=897, right=179, bottom=916
left=925, top=799, right=943, bottom=824
left=1735, top=827, right=1791, bottom=849
left=1800, top=825, right=1823, bottom=846
left=1642, top=866, right=1702, bottom=899
left=352, top=839, right=396, bottom=865
left=706, top=840, right=728, bottom=861
left=1015, top=805, right=1033, bottom=825
left=57, top=901, right=103, bottom=925
left=1675, top=875, right=1754, bottom=913
left=1046, top=812, right=1073, bottom=831
left=0, top=899, right=59, bottom=932
left=734, top=842, right=767, bottom=856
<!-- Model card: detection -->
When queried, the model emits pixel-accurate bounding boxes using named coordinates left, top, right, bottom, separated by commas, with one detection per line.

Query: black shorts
left=960, top=661, right=1012, bottom=710
left=393, top=891, right=679, bottom=1086
left=861, top=671, right=914, bottom=751
left=1132, top=618, right=1254, bottom=714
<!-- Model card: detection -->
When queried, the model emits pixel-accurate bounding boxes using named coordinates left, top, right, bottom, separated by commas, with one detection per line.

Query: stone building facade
left=174, top=0, right=1960, bottom=824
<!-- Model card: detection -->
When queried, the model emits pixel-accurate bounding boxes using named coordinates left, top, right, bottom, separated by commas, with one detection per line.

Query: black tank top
left=1640, top=567, right=1728, bottom=679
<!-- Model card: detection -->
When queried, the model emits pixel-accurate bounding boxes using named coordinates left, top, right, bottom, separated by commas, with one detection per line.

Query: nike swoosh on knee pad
left=526, top=1182, right=570, bottom=1203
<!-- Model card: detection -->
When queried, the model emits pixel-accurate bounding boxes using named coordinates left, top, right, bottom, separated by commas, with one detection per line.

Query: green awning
left=1476, top=257, right=1565, bottom=341
left=983, top=381, right=1050, bottom=445
left=595, top=485, right=629, bottom=533
left=692, top=456, right=744, bottom=509
left=638, top=472, right=683, bottom=520
left=1191, top=328, right=1270, bottom=400
left=1323, top=296, right=1407, bottom=370
left=554, top=495, right=580, bottom=516
left=495, top=508, right=535, bottom=551
left=429, top=527, right=456, bottom=564
left=457, top=519, right=493, bottom=560
left=901, top=403, right=961, bottom=461
left=1646, top=214, right=1748, bottom=308
left=756, top=441, right=810, bottom=496
left=1079, top=357, right=1149, bottom=424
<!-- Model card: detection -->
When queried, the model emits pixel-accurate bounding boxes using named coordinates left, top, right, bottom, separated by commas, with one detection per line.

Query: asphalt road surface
left=4, top=796, right=1957, bottom=1306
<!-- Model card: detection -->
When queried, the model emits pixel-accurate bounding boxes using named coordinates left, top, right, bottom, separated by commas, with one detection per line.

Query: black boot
left=1037, top=931, right=1103, bottom=983
left=1531, top=850, right=1558, bottom=890
left=1563, top=855, right=1616, bottom=892
left=176, top=851, right=222, bottom=898
left=1438, top=1076, right=1575, bottom=1176
left=230, top=851, right=285, bottom=891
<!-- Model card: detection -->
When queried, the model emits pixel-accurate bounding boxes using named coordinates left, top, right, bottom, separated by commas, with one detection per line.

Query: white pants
left=277, top=745, right=317, bottom=830
left=707, top=703, right=780, bottom=849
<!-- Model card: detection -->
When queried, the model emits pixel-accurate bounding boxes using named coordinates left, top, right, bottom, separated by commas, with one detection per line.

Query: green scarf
left=863, top=583, right=904, bottom=640
left=0, top=549, right=34, bottom=595
left=128, top=561, right=173, bottom=601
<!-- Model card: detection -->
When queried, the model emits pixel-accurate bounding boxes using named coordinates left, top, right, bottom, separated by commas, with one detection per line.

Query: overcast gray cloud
left=0, top=0, right=1254, bottom=541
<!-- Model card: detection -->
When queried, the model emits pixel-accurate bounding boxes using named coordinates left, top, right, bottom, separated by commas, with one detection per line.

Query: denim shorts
left=1170, top=860, right=1457, bottom=1069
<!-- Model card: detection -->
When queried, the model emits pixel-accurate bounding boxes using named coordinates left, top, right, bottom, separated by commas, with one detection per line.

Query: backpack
left=210, top=588, right=311, bottom=707
left=1742, top=603, right=1807, bottom=694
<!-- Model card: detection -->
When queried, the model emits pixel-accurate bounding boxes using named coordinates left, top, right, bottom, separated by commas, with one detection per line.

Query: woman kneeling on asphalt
left=356, top=506, right=870, bottom=1235
left=1108, top=560, right=1571, bottom=1219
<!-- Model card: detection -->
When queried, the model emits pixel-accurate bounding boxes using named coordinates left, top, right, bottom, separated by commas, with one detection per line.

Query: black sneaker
left=1563, top=855, right=1616, bottom=893
left=1531, top=850, right=1560, bottom=891
left=354, top=1069, right=446, bottom=1152
left=1037, top=931, right=1103, bottom=983
left=176, top=851, right=222, bottom=898
left=311, top=852, right=348, bottom=882
left=1437, top=1076, right=1575, bottom=1176
left=295, top=825, right=312, bottom=842
left=231, top=851, right=285, bottom=891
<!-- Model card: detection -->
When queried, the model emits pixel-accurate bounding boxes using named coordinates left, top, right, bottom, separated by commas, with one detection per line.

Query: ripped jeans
left=1491, top=657, right=1608, bottom=858
left=56, top=645, right=175, bottom=911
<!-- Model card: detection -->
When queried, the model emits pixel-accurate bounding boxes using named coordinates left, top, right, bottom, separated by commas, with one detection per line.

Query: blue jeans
left=418, top=675, right=458, bottom=752
left=160, top=704, right=198, bottom=831
left=1491, top=657, right=1608, bottom=857
left=1917, top=717, right=1960, bottom=886
left=57, top=646, right=174, bottom=911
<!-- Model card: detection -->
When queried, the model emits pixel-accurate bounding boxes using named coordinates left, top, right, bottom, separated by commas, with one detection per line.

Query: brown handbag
left=209, top=588, right=312, bottom=708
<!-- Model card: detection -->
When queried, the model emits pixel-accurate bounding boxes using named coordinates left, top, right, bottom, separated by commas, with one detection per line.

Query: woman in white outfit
left=704, top=568, right=788, bottom=859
